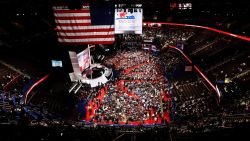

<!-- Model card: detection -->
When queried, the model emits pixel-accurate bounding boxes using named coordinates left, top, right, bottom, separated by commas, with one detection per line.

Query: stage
left=75, top=64, right=113, bottom=87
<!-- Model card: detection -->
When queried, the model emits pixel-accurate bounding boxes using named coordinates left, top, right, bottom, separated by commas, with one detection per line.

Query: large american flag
left=53, top=3, right=115, bottom=44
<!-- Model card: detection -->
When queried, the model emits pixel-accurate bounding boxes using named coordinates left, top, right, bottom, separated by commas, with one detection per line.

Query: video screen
left=51, top=60, right=63, bottom=67
left=77, top=48, right=91, bottom=72
left=115, top=4, right=143, bottom=34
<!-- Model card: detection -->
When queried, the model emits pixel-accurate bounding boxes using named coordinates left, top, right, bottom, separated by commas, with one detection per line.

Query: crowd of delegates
left=94, top=83, right=146, bottom=123
left=119, top=34, right=142, bottom=50
left=104, top=50, right=149, bottom=70
left=123, top=34, right=142, bottom=42
left=121, top=62, right=163, bottom=80
left=142, top=25, right=196, bottom=47
left=87, top=50, right=171, bottom=124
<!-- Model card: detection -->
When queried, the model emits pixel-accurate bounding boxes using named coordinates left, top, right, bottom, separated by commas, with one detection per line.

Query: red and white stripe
left=53, top=5, right=115, bottom=44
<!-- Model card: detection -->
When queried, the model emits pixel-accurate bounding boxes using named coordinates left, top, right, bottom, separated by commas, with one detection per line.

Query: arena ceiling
left=0, top=0, right=249, bottom=11
left=0, top=0, right=249, bottom=51
left=0, top=0, right=249, bottom=20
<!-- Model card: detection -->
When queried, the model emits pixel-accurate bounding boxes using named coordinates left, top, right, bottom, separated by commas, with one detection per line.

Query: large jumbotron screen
left=77, top=48, right=90, bottom=72
left=115, top=4, right=143, bottom=34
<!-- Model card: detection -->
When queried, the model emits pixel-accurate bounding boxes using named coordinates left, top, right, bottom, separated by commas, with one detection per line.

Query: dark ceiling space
left=0, top=0, right=249, bottom=21
left=0, top=0, right=249, bottom=55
